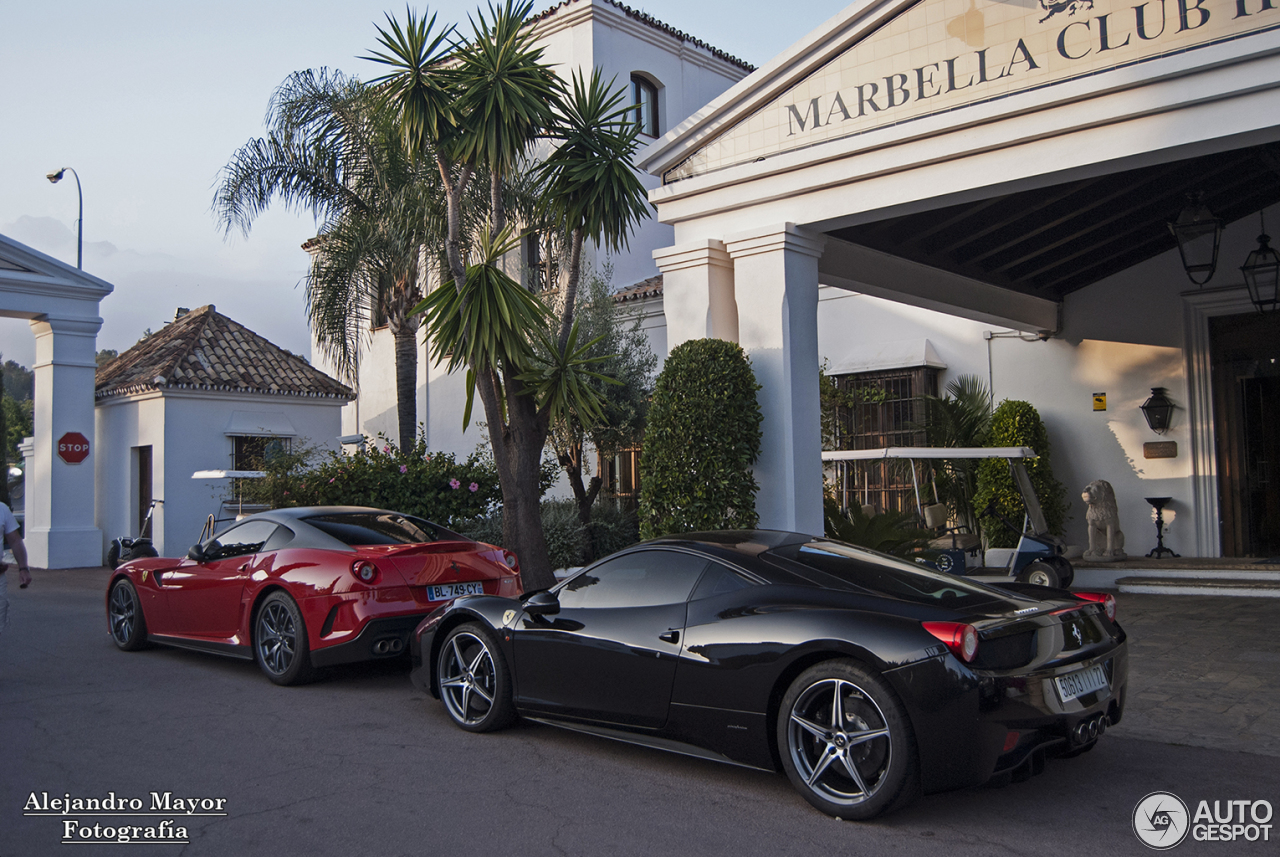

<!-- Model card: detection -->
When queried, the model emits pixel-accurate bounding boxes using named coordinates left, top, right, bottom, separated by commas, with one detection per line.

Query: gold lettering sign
left=1143, top=441, right=1178, bottom=458
left=666, top=0, right=1280, bottom=183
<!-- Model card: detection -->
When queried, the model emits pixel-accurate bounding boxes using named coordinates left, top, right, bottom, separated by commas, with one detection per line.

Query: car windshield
left=302, top=513, right=445, bottom=546
left=765, top=540, right=1006, bottom=609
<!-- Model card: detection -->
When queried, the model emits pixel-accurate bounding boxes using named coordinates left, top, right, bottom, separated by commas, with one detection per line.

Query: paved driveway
left=2, top=570, right=1277, bottom=856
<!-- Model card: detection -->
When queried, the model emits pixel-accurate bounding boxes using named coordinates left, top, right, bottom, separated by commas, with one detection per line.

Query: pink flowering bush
left=236, top=431, right=499, bottom=525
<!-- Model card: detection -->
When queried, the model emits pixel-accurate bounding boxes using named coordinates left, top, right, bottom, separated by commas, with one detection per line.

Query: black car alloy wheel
left=254, top=592, right=313, bottom=686
left=779, top=660, right=917, bottom=819
left=107, top=579, right=148, bottom=651
left=437, top=624, right=514, bottom=732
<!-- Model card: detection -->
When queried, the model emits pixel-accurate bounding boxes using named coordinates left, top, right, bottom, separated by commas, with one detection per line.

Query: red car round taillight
left=353, top=561, right=379, bottom=584
left=501, top=550, right=517, bottom=569
left=922, top=621, right=980, bottom=663
left=1074, top=591, right=1117, bottom=621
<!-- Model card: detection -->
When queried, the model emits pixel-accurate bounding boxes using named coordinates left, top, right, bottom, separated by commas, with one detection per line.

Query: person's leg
left=0, top=571, right=9, bottom=636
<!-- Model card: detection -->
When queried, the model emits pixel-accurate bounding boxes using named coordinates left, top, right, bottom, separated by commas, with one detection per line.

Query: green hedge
left=639, top=339, right=762, bottom=539
left=974, top=401, right=1069, bottom=548
left=237, top=434, right=500, bottom=527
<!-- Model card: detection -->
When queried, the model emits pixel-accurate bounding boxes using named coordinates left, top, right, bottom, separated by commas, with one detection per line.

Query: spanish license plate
left=1055, top=663, right=1110, bottom=703
left=427, top=581, right=486, bottom=601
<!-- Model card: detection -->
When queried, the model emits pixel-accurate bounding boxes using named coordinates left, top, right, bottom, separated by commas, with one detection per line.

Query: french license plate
left=427, top=581, right=486, bottom=601
left=1055, top=663, right=1110, bottom=702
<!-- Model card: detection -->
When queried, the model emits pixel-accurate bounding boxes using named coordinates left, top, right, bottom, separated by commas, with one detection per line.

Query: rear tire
left=1017, top=560, right=1061, bottom=588
left=254, top=592, right=314, bottom=686
left=777, top=659, right=919, bottom=820
left=1046, top=556, right=1074, bottom=588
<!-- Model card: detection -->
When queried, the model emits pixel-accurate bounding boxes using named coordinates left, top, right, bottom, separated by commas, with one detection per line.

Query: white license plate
left=427, top=581, right=486, bottom=601
left=1055, top=663, right=1110, bottom=702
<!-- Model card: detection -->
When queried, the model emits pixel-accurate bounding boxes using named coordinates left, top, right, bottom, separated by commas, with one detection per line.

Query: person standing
left=1, top=501, right=31, bottom=635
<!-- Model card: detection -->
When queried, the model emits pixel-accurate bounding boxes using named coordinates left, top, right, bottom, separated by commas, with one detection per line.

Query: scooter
left=108, top=499, right=162, bottom=568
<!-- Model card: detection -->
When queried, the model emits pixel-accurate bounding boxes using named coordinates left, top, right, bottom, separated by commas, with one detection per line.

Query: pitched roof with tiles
left=532, top=0, right=755, bottom=72
left=95, top=305, right=353, bottom=401
left=613, top=274, right=663, bottom=303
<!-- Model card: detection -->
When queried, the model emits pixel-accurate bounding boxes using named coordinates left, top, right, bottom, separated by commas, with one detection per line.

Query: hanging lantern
left=1167, top=195, right=1223, bottom=286
left=1140, top=387, right=1175, bottom=434
left=1241, top=214, right=1280, bottom=313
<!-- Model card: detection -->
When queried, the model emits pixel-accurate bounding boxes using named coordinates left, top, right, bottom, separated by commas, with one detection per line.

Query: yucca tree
left=370, top=2, right=651, bottom=590
left=215, top=69, right=487, bottom=449
left=920, top=374, right=993, bottom=532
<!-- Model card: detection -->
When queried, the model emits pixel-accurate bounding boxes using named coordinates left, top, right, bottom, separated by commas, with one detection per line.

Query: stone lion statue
left=1082, top=479, right=1126, bottom=561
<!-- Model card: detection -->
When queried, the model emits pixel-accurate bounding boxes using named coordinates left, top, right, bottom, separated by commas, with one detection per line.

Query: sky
left=0, top=0, right=852, bottom=369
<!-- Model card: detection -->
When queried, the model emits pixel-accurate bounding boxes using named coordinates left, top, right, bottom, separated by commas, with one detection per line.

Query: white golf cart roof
left=821, top=447, right=1037, bottom=462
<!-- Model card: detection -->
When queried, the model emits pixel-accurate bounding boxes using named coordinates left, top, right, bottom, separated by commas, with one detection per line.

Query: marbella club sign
left=664, top=0, right=1280, bottom=182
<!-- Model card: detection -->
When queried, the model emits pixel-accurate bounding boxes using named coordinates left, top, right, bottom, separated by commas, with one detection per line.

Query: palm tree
left=370, top=2, right=650, bottom=591
left=215, top=69, right=486, bottom=449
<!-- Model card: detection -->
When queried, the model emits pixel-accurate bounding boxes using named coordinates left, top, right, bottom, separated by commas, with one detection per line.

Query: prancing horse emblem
left=1070, top=624, right=1083, bottom=647
left=503, top=610, right=516, bottom=626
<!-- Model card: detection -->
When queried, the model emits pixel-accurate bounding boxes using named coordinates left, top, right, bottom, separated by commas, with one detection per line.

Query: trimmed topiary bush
left=974, top=400, right=1069, bottom=549
left=639, top=339, right=762, bottom=539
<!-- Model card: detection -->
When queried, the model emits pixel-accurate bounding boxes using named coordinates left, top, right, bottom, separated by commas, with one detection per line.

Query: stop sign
left=58, top=432, right=91, bottom=464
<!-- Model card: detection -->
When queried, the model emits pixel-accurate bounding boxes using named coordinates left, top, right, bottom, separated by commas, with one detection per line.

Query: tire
left=107, top=578, right=150, bottom=651
left=107, top=540, right=122, bottom=570
left=1017, top=560, right=1061, bottom=588
left=777, top=659, right=919, bottom=820
left=437, top=623, right=515, bottom=733
left=1046, top=556, right=1074, bottom=588
left=254, top=592, right=314, bottom=686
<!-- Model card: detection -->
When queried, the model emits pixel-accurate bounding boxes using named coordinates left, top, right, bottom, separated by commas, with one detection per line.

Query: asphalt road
left=2, top=570, right=1277, bottom=857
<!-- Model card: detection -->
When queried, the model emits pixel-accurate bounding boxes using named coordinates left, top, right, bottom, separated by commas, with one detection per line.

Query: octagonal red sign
left=58, top=432, right=91, bottom=464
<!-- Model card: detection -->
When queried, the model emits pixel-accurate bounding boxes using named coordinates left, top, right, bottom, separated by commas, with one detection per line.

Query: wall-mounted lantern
left=1168, top=195, right=1223, bottom=286
left=1140, top=387, right=1175, bottom=434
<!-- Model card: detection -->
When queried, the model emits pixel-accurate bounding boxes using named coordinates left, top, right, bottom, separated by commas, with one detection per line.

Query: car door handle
left=659, top=630, right=680, bottom=645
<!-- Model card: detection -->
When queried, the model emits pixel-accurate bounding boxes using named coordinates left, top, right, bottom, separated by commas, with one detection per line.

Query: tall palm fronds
left=920, top=374, right=993, bottom=531
left=215, top=69, right=487, bottom=449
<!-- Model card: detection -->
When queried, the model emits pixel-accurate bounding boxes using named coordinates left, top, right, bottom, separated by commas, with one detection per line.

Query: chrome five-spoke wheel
left=437, top=624, right=514, bottom=732
left=778, top=660, right=917, bottom=819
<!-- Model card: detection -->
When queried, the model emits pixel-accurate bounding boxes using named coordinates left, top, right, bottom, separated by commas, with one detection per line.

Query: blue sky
left=0, top=0, right=850, bottom=368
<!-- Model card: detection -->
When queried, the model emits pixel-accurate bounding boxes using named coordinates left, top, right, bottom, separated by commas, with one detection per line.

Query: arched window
left=630, top=74, right=659, bottom=138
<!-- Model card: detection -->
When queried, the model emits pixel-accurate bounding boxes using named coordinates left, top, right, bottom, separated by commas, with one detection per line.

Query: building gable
left=658, top=0, right=1280, bottom=184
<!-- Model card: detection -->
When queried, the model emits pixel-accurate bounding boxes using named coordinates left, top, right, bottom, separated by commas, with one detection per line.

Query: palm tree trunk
left=390, top=319, right=419, bottom=450
left=557, top=228, right=584, bottom=351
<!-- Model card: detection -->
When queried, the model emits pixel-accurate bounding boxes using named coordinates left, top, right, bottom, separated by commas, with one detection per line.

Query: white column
left=27, top=315, right=103, bottom=568
left=653, top=240, right=738, bottom=347
left=724, top=224, right=825, bottom=535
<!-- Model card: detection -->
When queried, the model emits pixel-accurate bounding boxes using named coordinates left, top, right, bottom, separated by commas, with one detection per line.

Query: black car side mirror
left=524, top=590, right=560, bottom=616
left=187, top=544, right=205, bottom=562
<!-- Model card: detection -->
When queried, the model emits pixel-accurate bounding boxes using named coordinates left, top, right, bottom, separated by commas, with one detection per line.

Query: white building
left=326, top=0, right=1280, bottom=560
left=95, top=305, right=352, bottom=557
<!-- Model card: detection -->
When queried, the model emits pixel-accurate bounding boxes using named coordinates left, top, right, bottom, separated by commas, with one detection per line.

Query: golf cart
left=822, top=446, right=1074, bottom=588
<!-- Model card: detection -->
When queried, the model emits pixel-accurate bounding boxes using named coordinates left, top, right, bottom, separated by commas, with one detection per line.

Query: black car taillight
left=922, top=621, right=979, bottom=663
left=1074, top=591, right=1116, bottom=621
left=352, top=560, right=379, bottom=584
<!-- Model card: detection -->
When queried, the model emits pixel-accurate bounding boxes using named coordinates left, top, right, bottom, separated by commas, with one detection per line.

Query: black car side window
left=558, top=550, right=711, bottom=609
left=690, top=561, right=756, bottom=601
left=204, top=520, right=279, bottom=561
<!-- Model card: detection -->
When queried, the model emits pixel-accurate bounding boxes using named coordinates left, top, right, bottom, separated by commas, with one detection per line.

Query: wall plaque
left=1143, top=441, right=1178, bottom=459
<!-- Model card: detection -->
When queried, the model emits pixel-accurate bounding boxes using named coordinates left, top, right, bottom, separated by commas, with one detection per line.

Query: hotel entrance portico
left=640, top=0, right=1280, bottom=554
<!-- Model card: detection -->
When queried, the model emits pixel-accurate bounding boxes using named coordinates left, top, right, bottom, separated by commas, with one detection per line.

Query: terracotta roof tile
left=95, top=305, right=353, bottom=401
left=614, top=274, right=663, bottom=303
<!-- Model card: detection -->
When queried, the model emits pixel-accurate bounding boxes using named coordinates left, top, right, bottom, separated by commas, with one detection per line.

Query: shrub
left=237, top=433, right=500, bottom=527
left=460, top=498, right=640, bottom=570
left=639, top=339, right=762, bottom=539
left=823, top=498, right=934, bottom=558
left=974, top=401, right=1069, bottom=548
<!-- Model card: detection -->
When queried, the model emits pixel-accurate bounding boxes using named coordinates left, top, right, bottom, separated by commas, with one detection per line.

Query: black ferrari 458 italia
left=410, top=530, right=1127, bottom=819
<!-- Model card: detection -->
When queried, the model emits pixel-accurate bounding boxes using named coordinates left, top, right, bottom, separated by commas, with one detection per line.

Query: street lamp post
left=46, top=167, right=83, bottom=269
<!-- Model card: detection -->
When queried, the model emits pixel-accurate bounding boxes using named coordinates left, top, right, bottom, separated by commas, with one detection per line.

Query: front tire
left=107, top=578, right=150, bottom=651
left=777, top=660, right=919, bottom=820
left=254, top=592, right=314, bottom=686
left=437, top=623, right=515, bottom=732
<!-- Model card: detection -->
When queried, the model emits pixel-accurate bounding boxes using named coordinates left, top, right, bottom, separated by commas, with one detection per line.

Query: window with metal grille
left=600, top=446, right=642, bottom=513
left=830, top=367, right=938, bottom=515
